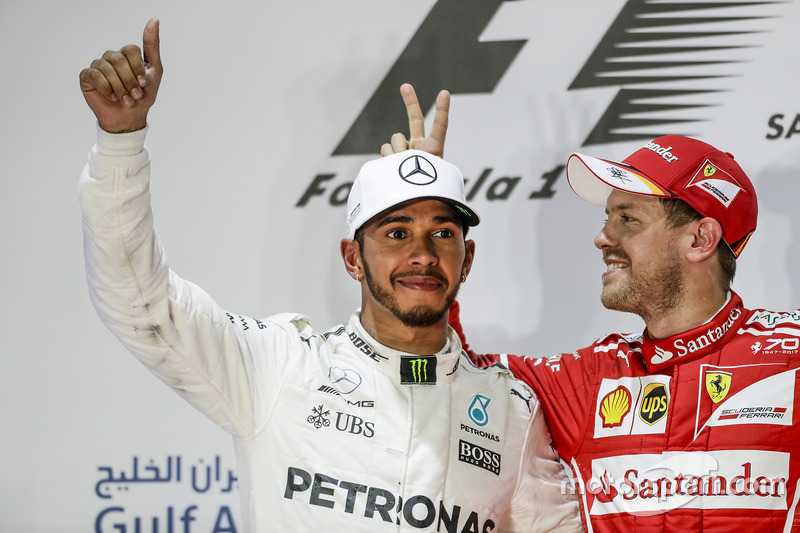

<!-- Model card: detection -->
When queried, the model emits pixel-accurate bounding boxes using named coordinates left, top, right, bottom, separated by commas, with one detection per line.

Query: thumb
left=142, top=18, right=163, bottom=73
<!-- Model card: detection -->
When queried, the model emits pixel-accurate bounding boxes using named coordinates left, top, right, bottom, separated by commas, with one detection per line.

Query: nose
left=408, top=235, right=438, bottom=266
left=594, top=222, right=616, bottom=250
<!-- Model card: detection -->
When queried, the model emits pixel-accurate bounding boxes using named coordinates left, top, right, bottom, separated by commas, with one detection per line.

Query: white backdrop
left=2, top=1, right=799, bottom=531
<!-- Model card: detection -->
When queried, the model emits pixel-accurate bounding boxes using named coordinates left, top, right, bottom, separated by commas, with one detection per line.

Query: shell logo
left=599, top=386, right=632, bottom=428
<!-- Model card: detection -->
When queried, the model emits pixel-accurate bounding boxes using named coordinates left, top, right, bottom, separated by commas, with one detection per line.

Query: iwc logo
left=398, top=154, right=437, bottom=185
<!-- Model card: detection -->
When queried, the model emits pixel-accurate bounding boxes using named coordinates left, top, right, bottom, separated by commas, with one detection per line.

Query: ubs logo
left=307, top=405, right=331, bottom=429
left=335, top=412, right=375, bottom=439
left=307, top=404, right=375, bottom=438
left=398, top=155, right=437, bottom=186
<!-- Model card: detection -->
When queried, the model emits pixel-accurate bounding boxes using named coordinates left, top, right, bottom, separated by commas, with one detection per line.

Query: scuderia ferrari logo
left=686, top=160, right=744, bottom=208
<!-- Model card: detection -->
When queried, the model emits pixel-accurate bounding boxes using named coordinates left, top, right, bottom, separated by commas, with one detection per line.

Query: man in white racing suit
left=77, top=19, right=581, bottom=532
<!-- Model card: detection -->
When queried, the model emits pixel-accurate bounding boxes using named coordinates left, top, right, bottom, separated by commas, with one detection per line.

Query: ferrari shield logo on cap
left=686, top=160, right=744, bottom=208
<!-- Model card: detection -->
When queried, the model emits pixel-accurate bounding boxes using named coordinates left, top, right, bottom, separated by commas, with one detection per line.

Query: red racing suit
left=452, top=293, right=800, bottom=531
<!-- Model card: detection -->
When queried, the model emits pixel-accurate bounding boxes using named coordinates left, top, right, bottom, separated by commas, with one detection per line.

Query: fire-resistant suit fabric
left=454, top=294, right=800, bottom=532
left=78, top=127, right=582, bottom=533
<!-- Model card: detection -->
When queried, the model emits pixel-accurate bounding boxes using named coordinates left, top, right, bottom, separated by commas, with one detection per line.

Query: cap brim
left=440, top=198, right=480, bottom=228
left=566, top=153, right=672, bottom=206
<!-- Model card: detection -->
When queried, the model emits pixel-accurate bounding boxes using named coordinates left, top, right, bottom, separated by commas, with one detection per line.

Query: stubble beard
left=600, top=247, right=686, bottom=321
left=362, top=262, right=459, bottom=328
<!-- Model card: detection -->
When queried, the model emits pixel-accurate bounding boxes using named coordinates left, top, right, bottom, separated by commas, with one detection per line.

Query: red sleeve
left=449, top=301, right=501, bottom=367
left=449, top=301, right=601, bottom=459
left=504, top=349, right=600, bottom=460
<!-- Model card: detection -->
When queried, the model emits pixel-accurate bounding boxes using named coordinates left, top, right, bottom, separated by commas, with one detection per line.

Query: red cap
left=566, top=135, right=758, bottom=257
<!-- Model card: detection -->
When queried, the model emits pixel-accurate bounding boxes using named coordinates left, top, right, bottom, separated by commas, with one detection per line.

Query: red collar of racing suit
left=639, top=291, right=748, bottom=372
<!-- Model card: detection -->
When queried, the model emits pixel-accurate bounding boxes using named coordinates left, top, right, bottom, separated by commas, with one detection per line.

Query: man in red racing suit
left=453, top=295, right=800, bottom=532
left=444, top=133, right=800, bottom=531
left=383, top=85, right=800, bottom=531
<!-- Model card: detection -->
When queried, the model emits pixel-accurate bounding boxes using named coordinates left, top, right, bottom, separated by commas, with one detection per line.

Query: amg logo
left=458, top=440, right=501, bottom=475
left=317, top=387, right=376, bottom=408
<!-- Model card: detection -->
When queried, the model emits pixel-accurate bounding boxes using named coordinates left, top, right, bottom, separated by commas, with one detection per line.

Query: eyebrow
left=605, top=202, right=635, bottom=215
left=377, top=214, right=460, bottom=228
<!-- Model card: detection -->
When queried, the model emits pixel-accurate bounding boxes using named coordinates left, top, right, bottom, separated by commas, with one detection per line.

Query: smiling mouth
left=605, top=262, right=628, bottom=272
left=601, top=256, right=630, bottom=280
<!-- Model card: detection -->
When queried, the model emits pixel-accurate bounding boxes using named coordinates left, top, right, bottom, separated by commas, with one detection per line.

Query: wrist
left=95, top=123, right=148, bottom=156
left=97, top=120, right=148, bottom=135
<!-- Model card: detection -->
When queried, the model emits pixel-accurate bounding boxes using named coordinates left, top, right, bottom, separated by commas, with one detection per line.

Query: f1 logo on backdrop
left=569, top=0, right=784, bottom=146
left=335, top=0, right=784, bottom=155
left=333, top=0, right=525, bottom=156
left=298, top=0, right=787, bottom=208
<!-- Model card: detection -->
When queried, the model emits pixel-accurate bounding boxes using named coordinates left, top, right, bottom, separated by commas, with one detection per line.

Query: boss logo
left=458, top=440, right=500, bottom=475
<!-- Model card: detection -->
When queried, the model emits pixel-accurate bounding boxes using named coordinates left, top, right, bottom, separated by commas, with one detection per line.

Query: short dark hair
left=659, top=198, right=736, bottom=290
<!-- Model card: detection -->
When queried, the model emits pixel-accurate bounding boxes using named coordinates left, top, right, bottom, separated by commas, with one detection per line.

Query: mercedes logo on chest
left=398, top=154, right=438, bottom=185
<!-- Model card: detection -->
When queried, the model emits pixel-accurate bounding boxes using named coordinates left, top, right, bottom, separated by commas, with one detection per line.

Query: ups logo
left=639, top=383, right=669, bottom=425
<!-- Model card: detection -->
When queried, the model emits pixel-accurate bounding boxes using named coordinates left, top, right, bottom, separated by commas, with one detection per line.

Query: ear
left=461, top=239, right=476, bottom=280
left=340, top=239, right=363, bottom=281
left=686, top=217, right=723, bottom=264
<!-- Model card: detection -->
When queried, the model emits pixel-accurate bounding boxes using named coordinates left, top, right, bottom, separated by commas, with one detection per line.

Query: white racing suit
left=78, top=127, right=581, bottom=532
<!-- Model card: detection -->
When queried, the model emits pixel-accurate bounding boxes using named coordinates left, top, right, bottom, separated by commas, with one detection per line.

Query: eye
left=433, top=228, right=455, bottom=238
left=620, top=214, right=636, bottom=223
left=386, top=229, right=406, bottom=239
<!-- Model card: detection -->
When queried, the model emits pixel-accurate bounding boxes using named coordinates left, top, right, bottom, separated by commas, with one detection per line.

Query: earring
left=356, top=273, right=361, bottom=282
left=461, top=274, right=467, bottom=283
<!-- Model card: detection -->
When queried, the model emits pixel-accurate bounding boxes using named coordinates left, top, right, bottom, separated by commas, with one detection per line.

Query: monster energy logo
left=413, top=359, right=429, bottom=382
left=400, top=355, right=437, bottom=385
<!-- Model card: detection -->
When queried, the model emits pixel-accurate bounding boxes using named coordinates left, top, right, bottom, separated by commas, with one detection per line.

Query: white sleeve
left=77, top=126, right=296, bottom=438
left=501, top=399, right=584, bottom=532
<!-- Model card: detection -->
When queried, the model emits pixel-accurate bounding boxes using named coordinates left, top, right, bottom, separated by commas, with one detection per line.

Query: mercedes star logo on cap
left=399, top=154, right=437, bottom=186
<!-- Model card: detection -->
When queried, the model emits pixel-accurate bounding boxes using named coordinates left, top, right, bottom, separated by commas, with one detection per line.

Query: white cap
left=345, top=150, right=480, bottom=239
